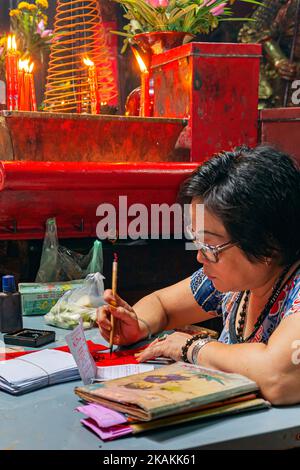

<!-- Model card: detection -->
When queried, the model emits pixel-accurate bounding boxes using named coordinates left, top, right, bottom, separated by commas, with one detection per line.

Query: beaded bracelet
left=181, top=333, right=208, bottom=363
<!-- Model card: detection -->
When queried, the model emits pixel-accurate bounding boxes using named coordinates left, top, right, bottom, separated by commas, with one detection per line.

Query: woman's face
left=191, top=199, right=276, bottom=293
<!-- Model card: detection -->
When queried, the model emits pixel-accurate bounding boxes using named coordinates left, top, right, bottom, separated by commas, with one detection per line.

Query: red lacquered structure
left=0, top=42, right=298, bottom=242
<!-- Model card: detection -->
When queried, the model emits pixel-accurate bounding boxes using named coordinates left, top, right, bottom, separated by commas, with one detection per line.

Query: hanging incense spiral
left=44, top=0, right=118, bottom=113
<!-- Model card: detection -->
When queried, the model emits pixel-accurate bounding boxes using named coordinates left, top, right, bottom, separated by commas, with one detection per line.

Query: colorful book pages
left=76, top=403, right=127, bottom=427
left=77, top=398, right=270, bottom=441
left=81, top=419, right=132, bottom=441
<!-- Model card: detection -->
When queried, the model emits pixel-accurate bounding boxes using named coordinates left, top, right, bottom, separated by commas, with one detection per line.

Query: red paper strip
left=0, top=341, right=146, bottom=367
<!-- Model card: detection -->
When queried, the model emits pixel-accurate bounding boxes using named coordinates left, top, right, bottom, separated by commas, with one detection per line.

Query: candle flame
left=7, top=35, right=17, bottom=51
left=132, top=48, right=148, bottom=73
left=83, top=57, right=95, bottom=67
left=18, top=59, right=28, bottom=71
left=12, top=36, right=17, bottom=51
left=19, top=59, right=32, bottom=72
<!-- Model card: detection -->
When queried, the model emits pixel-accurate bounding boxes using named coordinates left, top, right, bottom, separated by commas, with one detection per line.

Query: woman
left=97, top=145, right=300, bottom=405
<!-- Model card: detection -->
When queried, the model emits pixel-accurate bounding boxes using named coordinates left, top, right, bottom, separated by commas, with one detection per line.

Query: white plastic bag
left=44, top=273, right=105, bottom=329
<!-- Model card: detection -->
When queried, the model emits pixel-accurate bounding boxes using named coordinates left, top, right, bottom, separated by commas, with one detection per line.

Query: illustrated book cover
left=75, top=361, right=260, bottom=421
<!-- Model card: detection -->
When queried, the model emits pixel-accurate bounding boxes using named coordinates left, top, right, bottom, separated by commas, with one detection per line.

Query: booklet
left=75, top=361, right=260, bottom=421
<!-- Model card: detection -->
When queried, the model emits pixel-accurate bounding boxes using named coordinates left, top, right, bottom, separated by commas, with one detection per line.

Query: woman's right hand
left=96, top=290, right=146, bottom=346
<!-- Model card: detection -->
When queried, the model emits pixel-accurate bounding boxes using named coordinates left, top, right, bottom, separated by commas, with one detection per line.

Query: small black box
left=3, top=329, right=56, bottom=348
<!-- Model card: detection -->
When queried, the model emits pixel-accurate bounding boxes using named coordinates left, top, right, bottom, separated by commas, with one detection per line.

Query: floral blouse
left=190, top=267, right=300, bottom=344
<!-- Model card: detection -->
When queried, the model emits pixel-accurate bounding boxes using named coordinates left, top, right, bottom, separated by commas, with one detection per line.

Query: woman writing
left=97, top=145, right=300, bottom=405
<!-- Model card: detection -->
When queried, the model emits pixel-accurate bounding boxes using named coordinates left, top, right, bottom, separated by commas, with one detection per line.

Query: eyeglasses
left=186, top=224, right=236, bottom=263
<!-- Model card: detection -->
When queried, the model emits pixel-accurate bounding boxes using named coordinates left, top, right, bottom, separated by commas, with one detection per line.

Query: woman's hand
left=135, top=332, right=192, bottom=362
left=96, top=290, right=146, bottom=346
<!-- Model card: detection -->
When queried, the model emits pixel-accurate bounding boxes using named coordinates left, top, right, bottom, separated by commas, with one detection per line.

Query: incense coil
left=44, top=0, right=118, bottom=113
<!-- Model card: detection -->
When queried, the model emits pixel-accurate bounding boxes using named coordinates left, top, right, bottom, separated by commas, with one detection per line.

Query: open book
left=75, top=361, right=261, bottom=421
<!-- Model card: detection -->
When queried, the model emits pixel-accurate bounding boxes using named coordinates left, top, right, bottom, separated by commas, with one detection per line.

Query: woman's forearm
left=132, top=277, right=211, bottom=337
left=191, top=315, right=300, bottom=405
left=197, top=341, right=282, bottom=400
left=133, top=292, right=169, bottom=338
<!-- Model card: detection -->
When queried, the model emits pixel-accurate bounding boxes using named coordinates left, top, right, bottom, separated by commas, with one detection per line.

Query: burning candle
left=28, top=62, right=37, bottom=111
left=19, top=60, right=37, bottom=112
left=132, top=47, right=150, bottom=118
left=23, top=60, right=31, bottom=111
left=5, top=35, right=19, bottom=111
left=83, top=57, right=100, bottom=115
left=18, top=59, right=26, bottom=110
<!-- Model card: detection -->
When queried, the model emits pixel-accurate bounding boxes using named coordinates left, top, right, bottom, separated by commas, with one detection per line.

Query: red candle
left=5, top=35, right=19, bottom=111
left=83, top=57, right=100, bottom=115
left=18, top=59, right=25, bottom=110
left=140, top=70, right=150, bottom=118
left=23, top=61, right=31, bottom=111
left=28, top=62, right=37, bottom=111
left=131, top=48, right=151, bottom=117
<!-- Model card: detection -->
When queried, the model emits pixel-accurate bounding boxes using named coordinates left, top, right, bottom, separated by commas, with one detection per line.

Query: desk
left=1, top=317, right=300, bottom=450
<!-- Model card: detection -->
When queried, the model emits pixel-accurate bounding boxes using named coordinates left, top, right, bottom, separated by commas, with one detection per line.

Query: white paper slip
left=94, top=364, right=154, bottom=382
left=65, top=319, right=97, bottom=385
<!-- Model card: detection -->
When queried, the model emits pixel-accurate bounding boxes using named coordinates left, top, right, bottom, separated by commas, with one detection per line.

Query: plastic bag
left=36, top=218, right=103, bottom=282
left=44, top=272, right=105, bottom=329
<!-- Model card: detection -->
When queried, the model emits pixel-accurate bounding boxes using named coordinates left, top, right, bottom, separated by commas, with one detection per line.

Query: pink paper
left=76, top=403, right=127, bottom=427
left=81, top=418, right=132, bottom=441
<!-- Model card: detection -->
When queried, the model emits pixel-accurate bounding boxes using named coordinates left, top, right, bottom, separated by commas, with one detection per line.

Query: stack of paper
left=0, top=349, right=80, bottom=395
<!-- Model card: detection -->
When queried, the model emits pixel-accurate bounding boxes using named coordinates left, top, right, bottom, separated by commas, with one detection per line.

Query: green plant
left=111, top=0, right=262, bottom=51
left=0, top=0, right=52, bottom=80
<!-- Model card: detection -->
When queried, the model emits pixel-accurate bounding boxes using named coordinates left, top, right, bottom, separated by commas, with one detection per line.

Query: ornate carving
left=239, top=0, right=300, bottom=107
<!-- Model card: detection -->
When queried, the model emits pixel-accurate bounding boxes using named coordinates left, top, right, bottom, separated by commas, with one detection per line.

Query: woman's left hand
left=135, top=332, right=192, bottom=363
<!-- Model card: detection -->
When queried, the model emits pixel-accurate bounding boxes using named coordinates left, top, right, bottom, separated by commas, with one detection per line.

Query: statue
left=239, top=0, right=300, bottom=108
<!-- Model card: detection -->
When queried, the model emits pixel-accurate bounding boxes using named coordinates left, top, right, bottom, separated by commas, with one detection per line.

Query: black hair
left=179, top=145, right=300, bottom=265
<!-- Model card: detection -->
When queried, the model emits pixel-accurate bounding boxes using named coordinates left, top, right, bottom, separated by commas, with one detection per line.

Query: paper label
left=65, top=319, right=96, bottom=385
left=95, top=364, right=154, bottom=381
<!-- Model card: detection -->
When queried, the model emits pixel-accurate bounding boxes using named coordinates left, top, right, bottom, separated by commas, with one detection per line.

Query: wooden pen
left=109, top=253, right=118, bottom=356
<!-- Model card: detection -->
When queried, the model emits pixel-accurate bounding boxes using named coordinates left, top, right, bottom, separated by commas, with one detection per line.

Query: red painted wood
left=0, top=161, right=198, bottom=240
left=0, top=111, right=187, bottom=163
left=151, top=42, right=261, bottom=162
left=259, top=107, right=300, bottom=164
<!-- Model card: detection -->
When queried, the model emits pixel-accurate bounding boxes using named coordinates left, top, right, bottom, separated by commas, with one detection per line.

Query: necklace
left=235, top=264, right=292, bottom=343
